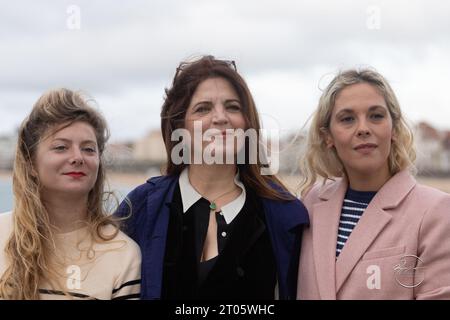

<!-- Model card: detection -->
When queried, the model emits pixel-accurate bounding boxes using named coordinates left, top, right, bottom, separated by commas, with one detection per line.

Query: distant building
left=414, top=122, right=450, bottom=174
left=0, top=134, right=16, bottom=170
left=133, top=129, right=166, bottom=163
left=277, top=122, right=450, bottom=176
left=104, top=123, right=450, bottom=175
left=278, top=131, right=306, bottom=175
left=105, top=142, right=135, bottom=165
left=441, top=131, right=450, bottom=172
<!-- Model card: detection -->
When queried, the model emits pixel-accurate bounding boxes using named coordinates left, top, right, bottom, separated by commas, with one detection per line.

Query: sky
left=1, top=0, right=449, bottom=143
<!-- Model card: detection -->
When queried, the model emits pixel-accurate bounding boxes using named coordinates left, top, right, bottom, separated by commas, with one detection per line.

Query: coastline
left=0, top=170, right=12, bottom=180
left=2, top=170, right=450, bottom=193
left=0, top=170, right=150, bottom=188
left=106, top=171, right=150, bottom=188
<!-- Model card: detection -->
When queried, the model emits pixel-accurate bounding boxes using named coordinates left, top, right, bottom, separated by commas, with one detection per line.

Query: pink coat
left=297, top=170, right=450, bottom=299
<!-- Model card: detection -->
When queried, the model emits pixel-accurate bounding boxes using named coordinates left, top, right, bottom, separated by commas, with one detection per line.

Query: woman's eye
left=340, top=116, right=354, bottom=123
left=195, top=105, right=210, bottom=113
left=83, top=147, right=97, bottom=153
left=227, top=105, right=241, bottom=111
left=53, top=146, right=67, bottom=151
left=371, top=113, right=385, bottom=120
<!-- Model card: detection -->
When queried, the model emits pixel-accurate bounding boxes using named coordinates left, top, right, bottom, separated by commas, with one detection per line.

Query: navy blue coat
left=116, top=175, right=309, bottom=300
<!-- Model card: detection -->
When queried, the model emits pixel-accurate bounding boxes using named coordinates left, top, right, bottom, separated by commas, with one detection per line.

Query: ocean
left=0, top=178, right=132, bottom=214
left=0, top=178, right=13, bottom=213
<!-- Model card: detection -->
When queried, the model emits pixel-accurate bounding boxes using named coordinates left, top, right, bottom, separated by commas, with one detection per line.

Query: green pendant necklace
left=208, top=187, right=239, bottom=211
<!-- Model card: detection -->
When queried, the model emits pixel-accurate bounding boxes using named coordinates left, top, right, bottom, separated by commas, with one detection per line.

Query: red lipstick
left=64, top=172, right=86, bottom=178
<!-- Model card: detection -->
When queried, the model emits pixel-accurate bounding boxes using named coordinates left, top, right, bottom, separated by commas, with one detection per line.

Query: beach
left=0, top=170, right=149, bottom=188
left=2, top=169, right=450, bottom=193
left=0, top=170, right=11, bottom=180
left=106, top=171, right=450, bottom=195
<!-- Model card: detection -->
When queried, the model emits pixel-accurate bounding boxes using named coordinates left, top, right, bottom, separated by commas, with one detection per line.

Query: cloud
left=0, top=0, right=449, bottom=141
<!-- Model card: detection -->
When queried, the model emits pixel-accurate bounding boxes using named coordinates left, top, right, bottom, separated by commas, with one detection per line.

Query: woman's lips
left=64, top=172, right=86, bottom=178
left=354, top=143, right=377, bottom=154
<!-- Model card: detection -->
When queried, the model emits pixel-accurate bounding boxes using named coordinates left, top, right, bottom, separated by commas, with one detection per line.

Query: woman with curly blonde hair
left=0, top=89, right=141, bottom=300
left=297, top=68, right=450, bottom=299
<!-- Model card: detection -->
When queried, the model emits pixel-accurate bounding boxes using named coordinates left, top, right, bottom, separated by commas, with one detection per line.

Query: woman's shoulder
left=302, top=178, right=341, bottom=204
left=115, top=229, right=142, bottom=260
left=410, top=182, right=450, bottom=213
left=258, top=189, right=310, bottom=227
left=126, top=175, right=177, bottom=201
left=413, top=182, right=450, bottom=200
left=95, top=224, right=141, bottom=261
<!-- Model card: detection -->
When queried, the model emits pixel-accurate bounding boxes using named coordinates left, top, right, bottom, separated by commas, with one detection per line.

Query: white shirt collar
left=178, top=168, right=246, bottom=224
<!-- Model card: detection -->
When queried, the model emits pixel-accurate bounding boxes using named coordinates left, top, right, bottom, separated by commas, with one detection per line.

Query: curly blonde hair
left=0, top=89, right=120, bottom=299
left=299, top=68, right=416, bottom=196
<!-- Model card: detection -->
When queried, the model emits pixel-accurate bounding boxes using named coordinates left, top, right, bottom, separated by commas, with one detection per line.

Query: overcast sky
left=1, top=0, right=449, bottom=142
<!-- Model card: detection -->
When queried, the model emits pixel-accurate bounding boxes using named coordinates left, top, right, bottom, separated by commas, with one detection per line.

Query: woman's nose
left=212, top=105, right=229, bottom=126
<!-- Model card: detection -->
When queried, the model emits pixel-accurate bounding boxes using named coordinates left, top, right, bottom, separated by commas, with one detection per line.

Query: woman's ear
left=320, top=127, right=334, bottom=148
left=392, top=133, right=397, bottom=142
left=326, top=138, right=334, bottom=149
left=30, top=165, right=38, bottom=178
left=391, top=128, right=397, bottom=143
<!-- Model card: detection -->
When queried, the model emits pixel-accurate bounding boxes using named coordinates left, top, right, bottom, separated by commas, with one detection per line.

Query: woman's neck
left=42, top=193, right=89, bottom=233
left=346, top=165, right=391, bottom=192
left=188, top=164, right=238, bottom=198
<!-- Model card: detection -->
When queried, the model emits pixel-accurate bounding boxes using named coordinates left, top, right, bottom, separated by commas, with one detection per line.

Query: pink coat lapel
left=312, top=170, right=417, bottom=296
left=311, top=179, right=345, bottom=299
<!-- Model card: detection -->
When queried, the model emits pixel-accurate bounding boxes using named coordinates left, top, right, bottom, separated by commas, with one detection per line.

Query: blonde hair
left=0, top=88, right=120, bottom=299
left=299, top=68, right=416, bottom=196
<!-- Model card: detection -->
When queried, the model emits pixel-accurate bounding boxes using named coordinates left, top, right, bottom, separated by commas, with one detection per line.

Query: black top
left=161, top=182, right=277, bottom=300
left=345, top=187, right=377, bottom=203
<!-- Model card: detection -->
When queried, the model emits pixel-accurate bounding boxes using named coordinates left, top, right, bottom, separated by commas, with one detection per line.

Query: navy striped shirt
left=336, top=188, right=376, bottom=257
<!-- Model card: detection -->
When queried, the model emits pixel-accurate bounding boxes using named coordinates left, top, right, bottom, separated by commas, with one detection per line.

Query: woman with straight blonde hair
left=0, top=89, right=141, bottom=300
left=297, top=68, right=450, bottom=299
